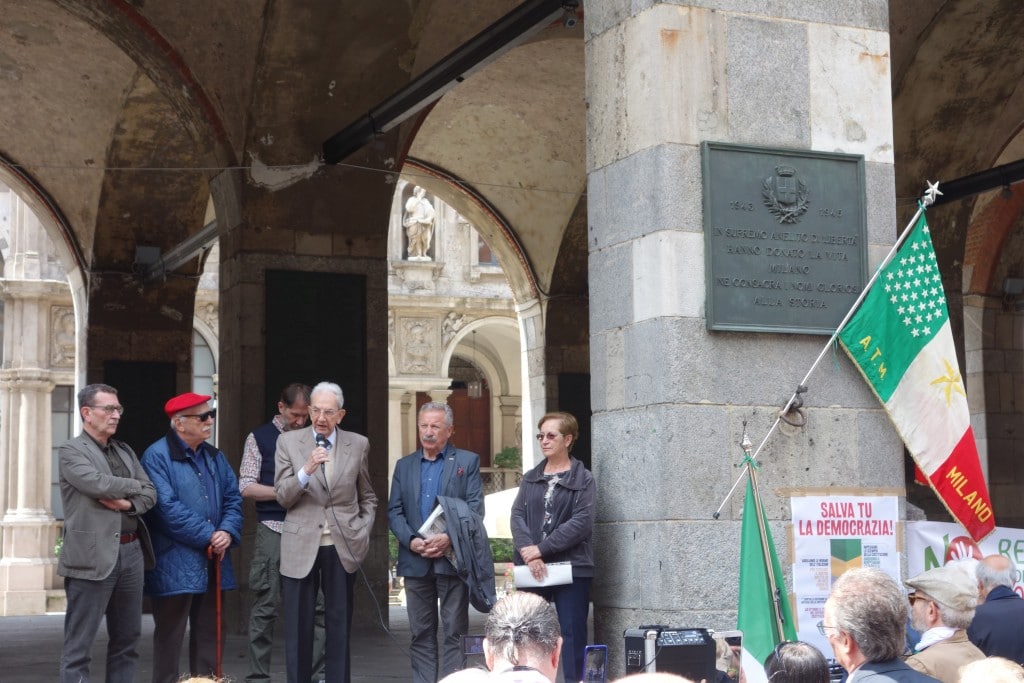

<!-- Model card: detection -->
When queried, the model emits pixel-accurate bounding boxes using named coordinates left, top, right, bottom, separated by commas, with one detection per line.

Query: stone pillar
left=400, top=390, right=416, bottom=456
left=586, top=1, right=899, bottom=658
left=516, top=298, right=544, bottom=468
left=388, top=387, right=409, bottom=483
left=0, top=283, right=66, bottom=614
left=497, top=395, right=521, bottom=450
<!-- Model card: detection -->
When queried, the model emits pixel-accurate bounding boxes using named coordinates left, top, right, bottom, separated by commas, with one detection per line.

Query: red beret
left=164, top=392, right=211, bottom=418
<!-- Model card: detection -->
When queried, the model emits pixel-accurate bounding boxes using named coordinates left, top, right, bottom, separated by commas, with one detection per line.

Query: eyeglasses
left=88, top=404, right=125, bottom=415
left=908, top=594, right=930, bottom=606
left=816, top=621, right=839, bottom=636
left=180, top=409, right=217, bottom=421
left=536, top=432, right=562, bottom=441
left=310, top=408, right=340, bottom=418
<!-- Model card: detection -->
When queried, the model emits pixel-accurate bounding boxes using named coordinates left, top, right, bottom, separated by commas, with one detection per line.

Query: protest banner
left=790, top=496, right=900, bottom=657
left=906, top=520, right=1024, bottom=593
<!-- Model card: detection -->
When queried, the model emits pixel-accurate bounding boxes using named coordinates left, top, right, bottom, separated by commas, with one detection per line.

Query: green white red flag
left=737, top=473, right=796, bottom=683
left=838, top=211, right=994, bottom=541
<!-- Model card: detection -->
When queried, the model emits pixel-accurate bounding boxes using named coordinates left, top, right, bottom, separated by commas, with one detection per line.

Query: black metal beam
left=931, top=158, right=1024, bottom=206
left=322, top=0, right=569, bottom=165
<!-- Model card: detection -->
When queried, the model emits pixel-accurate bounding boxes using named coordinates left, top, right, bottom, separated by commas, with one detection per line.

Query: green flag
left=737, top=474, right=796, bottom=683
left=838, top=211, right=994, bottom=541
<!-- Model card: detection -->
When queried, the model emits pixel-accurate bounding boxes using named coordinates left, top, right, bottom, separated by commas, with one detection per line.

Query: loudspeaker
left=623, top=627, right=715, bottom=682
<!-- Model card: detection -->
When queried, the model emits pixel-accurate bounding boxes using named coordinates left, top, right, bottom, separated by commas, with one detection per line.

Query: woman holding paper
left=511, top=411, right=596, bottom=683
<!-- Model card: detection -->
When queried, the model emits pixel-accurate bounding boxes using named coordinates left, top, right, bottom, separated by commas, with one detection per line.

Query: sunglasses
left=179, top=409, right=217, bottom=421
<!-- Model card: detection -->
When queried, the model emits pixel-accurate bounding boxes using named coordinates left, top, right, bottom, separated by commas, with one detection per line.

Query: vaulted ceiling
left=0, top=0, right=1021, bottom=306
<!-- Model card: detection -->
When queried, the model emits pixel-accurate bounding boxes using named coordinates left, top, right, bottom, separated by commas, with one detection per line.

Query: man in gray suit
left=275, top=381, right=377, bottom=683
left=58, top=383, right=157, bottom=683
left=388, top=401, right=484, bottom=683
left=823, top=567, right=940, bottom=682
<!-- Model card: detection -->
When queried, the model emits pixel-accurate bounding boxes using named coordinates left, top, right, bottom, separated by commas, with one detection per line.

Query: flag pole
left=741, top=426, right=787, bottom=640
left=713, top=182, right=943, bottom=519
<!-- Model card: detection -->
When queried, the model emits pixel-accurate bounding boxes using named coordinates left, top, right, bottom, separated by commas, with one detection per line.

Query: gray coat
left=58, top=433, right=156, bottom=580
left=510, top=457, right=595, bottom=577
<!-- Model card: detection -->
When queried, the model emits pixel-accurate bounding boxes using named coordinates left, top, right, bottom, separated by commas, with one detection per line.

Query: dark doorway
left=103, top=360, right=176, bottom=456
left=265, top=271, right=367, bottom=435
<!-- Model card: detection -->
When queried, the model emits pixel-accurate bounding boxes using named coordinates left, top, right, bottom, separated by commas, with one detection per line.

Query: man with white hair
left=822, top=567, right=939, bottom=682
left=903, top=564, right=985, bottom=682
left=967, top=554, right=1024, bottom=664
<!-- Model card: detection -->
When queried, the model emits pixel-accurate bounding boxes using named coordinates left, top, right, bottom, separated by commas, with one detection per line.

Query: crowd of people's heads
left=763, top=640, right=830, bottom=683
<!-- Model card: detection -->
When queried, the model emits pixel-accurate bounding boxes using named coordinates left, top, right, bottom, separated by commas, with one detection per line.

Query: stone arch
left=0, top=166, right=88, bottom=390
left=442, top=316, right=520, bottom=396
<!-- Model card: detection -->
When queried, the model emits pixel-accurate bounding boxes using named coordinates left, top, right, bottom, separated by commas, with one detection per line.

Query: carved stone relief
left=50, top=305, right=75, bottom=367
left=399, top=317, right=436, bottom=374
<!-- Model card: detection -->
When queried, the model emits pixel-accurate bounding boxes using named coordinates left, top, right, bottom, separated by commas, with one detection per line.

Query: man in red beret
left=140, top=392, right=243, bottom=683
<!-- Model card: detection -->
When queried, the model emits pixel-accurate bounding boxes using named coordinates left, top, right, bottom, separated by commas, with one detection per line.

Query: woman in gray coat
left=510, top=411, right=596, bottom=683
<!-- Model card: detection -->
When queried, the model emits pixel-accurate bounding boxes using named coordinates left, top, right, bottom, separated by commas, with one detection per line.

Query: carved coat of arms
left=762, top=165, right=810, bottom=224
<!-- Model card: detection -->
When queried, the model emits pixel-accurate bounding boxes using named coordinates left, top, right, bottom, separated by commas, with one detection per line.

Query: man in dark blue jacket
left=388, top=402, right=483, bottom=683
left=967, top=554, right=1024, bottom=665
left=142, top=392, right=243, bottom=683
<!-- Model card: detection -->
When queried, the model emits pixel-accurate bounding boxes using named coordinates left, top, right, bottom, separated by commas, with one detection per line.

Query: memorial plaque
left=702, top=142, right=867, bottom=334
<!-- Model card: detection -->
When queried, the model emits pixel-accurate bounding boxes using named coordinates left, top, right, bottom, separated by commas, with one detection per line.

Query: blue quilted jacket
left=141, top=431, right=243, bottom=596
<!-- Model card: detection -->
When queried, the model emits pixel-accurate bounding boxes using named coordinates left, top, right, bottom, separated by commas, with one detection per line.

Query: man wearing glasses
left=821, top=567, right=939, bottom=682
left=388, top=401, right=484, bottom=683
left=275, top=381, right=377, bottom=683
left=57, top=383, right=157, bottom=683
left=141, top=392, right=243, bottom=683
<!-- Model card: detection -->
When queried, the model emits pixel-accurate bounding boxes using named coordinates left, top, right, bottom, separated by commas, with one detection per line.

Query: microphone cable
left=317, top=438, right=412, bottom=658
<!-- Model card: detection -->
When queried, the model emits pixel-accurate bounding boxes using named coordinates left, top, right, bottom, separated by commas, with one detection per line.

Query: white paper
left=513, top=561, right=572, bottom=588
left=418, top=506, right=457, bottom=569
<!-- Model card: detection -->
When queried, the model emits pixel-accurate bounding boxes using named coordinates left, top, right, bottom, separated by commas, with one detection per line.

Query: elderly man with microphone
left=275, top=381, right=377, bottom=683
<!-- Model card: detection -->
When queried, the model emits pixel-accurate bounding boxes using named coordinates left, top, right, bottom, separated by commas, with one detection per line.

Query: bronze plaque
left=702, top=142, right=867, bottom=334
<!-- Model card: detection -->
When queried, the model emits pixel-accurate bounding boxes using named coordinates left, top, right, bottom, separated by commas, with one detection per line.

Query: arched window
left=192, top=329, right=217, bottom=444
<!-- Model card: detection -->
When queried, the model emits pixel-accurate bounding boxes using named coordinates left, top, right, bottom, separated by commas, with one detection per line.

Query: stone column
left=0, top=283, right=66, bottom=615
left=586, top=1, right=899, bottom=656
left=400, top=390, right=416, bottom=457
left=497, top=395, right=521, bottom=450
left=388, top=387, right=409, bottom=483
left=516, top=298, right=544, bottom=468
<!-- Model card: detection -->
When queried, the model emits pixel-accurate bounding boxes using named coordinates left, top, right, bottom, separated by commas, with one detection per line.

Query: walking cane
left=207, top=545, right=223, bottom=680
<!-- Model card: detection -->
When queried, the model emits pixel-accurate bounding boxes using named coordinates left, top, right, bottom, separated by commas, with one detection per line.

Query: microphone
left=315, top=433, right=328, bottom=475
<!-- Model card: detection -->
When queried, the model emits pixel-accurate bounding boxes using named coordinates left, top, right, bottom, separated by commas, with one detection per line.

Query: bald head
left=977, top=554, right=1016, bottom=599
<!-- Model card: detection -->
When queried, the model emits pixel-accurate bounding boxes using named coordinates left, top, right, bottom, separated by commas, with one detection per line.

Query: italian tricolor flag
left=838, top=211, right=994, bottom=541
left=737, top=474, right=796, bottom=683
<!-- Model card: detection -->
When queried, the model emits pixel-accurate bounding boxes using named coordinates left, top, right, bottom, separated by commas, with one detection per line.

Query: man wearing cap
left=57, top=383, right=157, bottom=683
left=141, top=392, right=243, bottom=683
left=967, top=554, right=1024, bottom=664
left=904, top=563, right=985, bottom=682
left=275, top=381, right=377, bottom=683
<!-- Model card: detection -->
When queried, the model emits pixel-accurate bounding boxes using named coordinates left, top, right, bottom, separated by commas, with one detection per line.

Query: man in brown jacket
left=275, top=381, right=377, bottom=683
left=904, top=563, right=985, bottom=683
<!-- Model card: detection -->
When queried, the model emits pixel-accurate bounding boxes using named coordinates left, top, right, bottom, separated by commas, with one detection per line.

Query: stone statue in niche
left=403, top=186, right=436, bottom=260
left=52, top=307, right=75, bottom=367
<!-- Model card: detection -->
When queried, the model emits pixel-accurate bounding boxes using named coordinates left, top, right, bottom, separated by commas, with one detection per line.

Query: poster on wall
left=906, top=520, right=1024, bottom=593
left=790, top=496, right=900, bottom=656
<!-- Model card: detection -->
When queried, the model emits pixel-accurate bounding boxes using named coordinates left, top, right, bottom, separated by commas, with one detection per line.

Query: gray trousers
left=405, top=570, right=470, bottom=683
left=61, top=540, right=144, bottom=683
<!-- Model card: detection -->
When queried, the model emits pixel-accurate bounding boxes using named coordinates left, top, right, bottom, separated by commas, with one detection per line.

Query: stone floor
left=0, top=604, right=489, bottom=682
